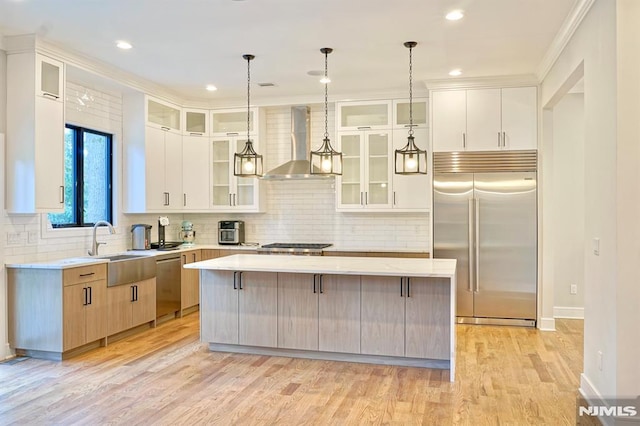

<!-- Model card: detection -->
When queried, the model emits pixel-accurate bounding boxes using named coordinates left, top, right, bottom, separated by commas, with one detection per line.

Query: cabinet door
left=432, top=91, right=466, bottom=152
left=337, top=101, right=392, bottom=131
left=393, top=98, right=428, bottom=129
left=405, top=278, right=451, bottom=360
left=145, top=126, right=168, bottom=210
left=392, top=128, right=430, bottom=210
left=211, top=108, right=257, bottom=136
left=164, top=131, right=183, bottom=209
left=336, top=133, right=363, bottom=208
left=146, top=98, right=181, bottom=131
left=234, top=138, right=258, bottom=209
left=181, top=250, right=201, bottom=310
left=365, top=131, right=392, bottom=208
left=501, top=87, right=537, bottom=150
left=37, top=55, right=64, bottom=101
left=211, top=138, right=232, bottom=209
left=63, top=283, right=87, bottom=351
left=84, top=281, right=108, bottom=344
left=132, top=278, right=156, bottom=326
left=107, top=285, right=133, bottom=336
left=318, top=274, right=361, bottom=353
left=200, top=270, right=238, bottom=344
left=239, top=272, right=277, bottom=347
left=182, top=135, right=210, bottom=210
left=183, top=109, right=208, bottom=136
left=466, top=89, right=501, bottom=151
left=361, top=276, right=405, bottom=357
left=277, top=273, right=318, bottom=350
left=35, top=96, right=65, bottom=211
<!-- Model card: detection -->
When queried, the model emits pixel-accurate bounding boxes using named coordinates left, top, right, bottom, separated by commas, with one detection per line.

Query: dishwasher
left=155, top=252, right=181, bottom=318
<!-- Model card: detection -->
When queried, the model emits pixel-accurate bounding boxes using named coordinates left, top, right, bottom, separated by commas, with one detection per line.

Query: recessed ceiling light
left=449, top=69, right=462, bottom=76
left=445, top=10, right=464, bottom=21
left=206, top=84, right=218, bottom=92
left=320, top=76, right=331, bottom=84
left=116, top=40, right=132, bottom=50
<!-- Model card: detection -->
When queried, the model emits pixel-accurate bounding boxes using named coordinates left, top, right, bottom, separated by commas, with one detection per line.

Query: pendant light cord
left=408, top=44, right=414, bottom=137
left=324, top=50, right=329, bottom=140
left=247, top=56, right=251, bottom=143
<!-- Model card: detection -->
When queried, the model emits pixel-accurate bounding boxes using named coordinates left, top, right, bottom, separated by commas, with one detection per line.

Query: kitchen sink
left=99, top=254, right=156, bottom=287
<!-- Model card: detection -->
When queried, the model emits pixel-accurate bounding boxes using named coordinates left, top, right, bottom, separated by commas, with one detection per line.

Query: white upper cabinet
left=211, top=107, right=258, bottom=136
left=432, top=87, right=537, bottom=152
left=393, top=98, right=428, bottom=129
left=183, top=108, right=208, bottom=136
left=336, top=100, right=392, bottom=131
left=145, top=126, right=183, bottom=211
left=146, top=97, right=181, bottom=131
left=6, top=51, right=66, bottom=213
left=182, top=135, right=211, bottom=210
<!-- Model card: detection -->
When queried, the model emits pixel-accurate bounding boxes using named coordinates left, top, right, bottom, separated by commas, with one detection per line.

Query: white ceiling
left=0, top=0, right=575, bottom=103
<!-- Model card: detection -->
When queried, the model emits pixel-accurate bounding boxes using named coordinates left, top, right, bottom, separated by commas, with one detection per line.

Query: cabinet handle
left=393, top=191, right=396, bottom=206
left=319, top=275, right=323, bottom=294
left=233, top=271, right=238, bottom=290
left=189, top=132, right=203, bottom=136
left=183, top=193, right=187, bottom=207
left=226, top=132, right=239, bottom=136
left=313, top=274, right=317, bottom=294
left=79, top=272, right=95, bottom=277
left=43, top=92, right=59, bottom=100
left=403, top=124, right=416, bottom=128
left=131, top=285, right=136, bottom=302
left=135, top=285, right=139, bottom=302
left=463, top=133, right=466, bottom=149
left=238, top=272, right=243, bottom=290
left=365, top=192, right=368, bottom=205
left=88, top=286, right=93, bottom=305
left=357, top=126, right=371, bottom=130
left=83, top=287, right=88, bottom=306
left=163, top=192, right=170, bottom=206
left=497, top=132, right=501, bottom=147
left=502, top=132, right=506, bottom=147
left=161, top=126, right=170, bottom=131
left=400, top=277, right=404, bottom=297
left=182, top=255, right=187, bottom=264
left=360, top=192, right=363, bottom=206
left=59, top=186, right=65, bottom=204
left=192, top=253, right=196, bottom=262
left=229, top=193, right=233, bottom=206
left=233, top=193, right=236, bottom=206
left=406, top=278, right=411, bottom=298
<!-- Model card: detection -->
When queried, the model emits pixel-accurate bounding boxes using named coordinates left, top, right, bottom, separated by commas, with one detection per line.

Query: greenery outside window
left=48, top=125, right=113, bottom=228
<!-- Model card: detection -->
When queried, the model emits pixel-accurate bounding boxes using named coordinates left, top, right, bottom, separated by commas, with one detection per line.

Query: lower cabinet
left=181, top=249, right=201, bottom=311
left=107, top=278, right=156, bottom=336
left=277, top=272, right=361, bottom=353
left=361, top=276, right=450, bottom=359
left=200, top=270, right=277, bottom=347
left=63, top=279, right=108, bottom=351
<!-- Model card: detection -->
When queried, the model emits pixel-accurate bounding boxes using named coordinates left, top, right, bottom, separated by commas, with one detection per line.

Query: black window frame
left=51, top=124, right=113, bottom=228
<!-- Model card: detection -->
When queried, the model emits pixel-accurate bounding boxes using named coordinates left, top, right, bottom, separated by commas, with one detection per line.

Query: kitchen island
left=185, top=254, right=457, bottom=381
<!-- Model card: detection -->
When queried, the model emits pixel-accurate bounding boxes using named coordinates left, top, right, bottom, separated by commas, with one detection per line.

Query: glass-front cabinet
left=37, top=54, right=64, bottom=101
left=336, top=100, right=392, bottom=131
left=183, top=108, right=208, bottom=136
left=211, top=137, right=261, bottom=211
left=146, top=97, right=181, bottom=131
left=393, top=98, right=428, bottom=129
left=211, top=107, right=258, bottom=136
left=336, top=130, right=392, bottom=210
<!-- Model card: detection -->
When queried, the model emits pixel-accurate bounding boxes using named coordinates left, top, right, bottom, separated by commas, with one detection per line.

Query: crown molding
left=536, top=0, right=595, bottom=81
left=424, top=74, right=539, bottom=91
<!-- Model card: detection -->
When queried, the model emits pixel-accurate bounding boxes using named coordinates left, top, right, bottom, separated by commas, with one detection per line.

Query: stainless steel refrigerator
left=433, top=151, right=537, bottom=326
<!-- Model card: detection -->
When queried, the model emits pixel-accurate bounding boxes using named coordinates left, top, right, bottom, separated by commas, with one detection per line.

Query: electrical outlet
left=570, top=284, right=578, bottom=295
left=593, top=237, right=600, bottom=256
left=597, top=350, right=603, bottom=371
left=7, top=232, right=24, bottom=246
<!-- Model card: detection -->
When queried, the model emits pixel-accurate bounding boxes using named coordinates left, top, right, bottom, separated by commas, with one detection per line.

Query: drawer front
left=63, top=264, right=107, bottom=286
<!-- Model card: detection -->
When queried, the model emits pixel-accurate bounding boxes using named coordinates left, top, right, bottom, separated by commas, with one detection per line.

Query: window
left=48, top=125, right=113, bottom=228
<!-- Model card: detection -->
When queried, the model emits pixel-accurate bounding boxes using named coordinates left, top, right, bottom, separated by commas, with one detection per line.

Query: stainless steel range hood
left=262, top=105, right=332, bottom=180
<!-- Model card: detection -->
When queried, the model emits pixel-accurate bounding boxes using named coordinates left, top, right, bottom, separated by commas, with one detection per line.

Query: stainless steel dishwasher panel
left=156, top=254, right=181, bottom=318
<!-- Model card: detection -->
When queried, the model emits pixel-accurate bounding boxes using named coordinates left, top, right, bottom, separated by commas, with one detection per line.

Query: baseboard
left=579, top=374, right=640, bottom=425
left=538, top=317, right=556, bottom=331
left=554, top=306, right=585, bottom=319
left=2, top=343, right=13, bottom=360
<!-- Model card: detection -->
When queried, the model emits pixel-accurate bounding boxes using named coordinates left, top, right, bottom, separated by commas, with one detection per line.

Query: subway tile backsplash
left=3, top=83, right=429, bottom=265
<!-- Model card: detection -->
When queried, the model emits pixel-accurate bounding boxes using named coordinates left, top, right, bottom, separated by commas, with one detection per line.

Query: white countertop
left=185, top=254, right=456, bottom=278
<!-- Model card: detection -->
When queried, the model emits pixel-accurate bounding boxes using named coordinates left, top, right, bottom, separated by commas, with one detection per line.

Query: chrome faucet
left=88, top=221, right=116, bottom=256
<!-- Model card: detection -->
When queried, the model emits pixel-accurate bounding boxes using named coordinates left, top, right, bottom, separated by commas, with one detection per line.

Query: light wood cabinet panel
left=219, top=249, right=257, bottom=257
left=277, top=273, right=318, bottom=350
left=318, top=274, right=361, bottom=353
left=181, top=249, right=201, bottom=311
left=360, top=276, right=405, bottom=357
left=200, top=270, right=238, bottom=344
left=132, top=278, right=156, bottom=326
left=201, top=249, right=220, bottom=260
left=238, top=272, right=277, bottom=347
left=63, top=283, right=86, bottom=351
left=405, top=278, right=451, bottom=360
left=107, top=284, right=134, bottom=336
left=84, top=281, right=108, bottom=344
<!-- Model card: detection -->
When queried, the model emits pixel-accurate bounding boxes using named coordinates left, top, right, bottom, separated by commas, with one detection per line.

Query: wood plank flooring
left=0, top=314, right=584, bottom=425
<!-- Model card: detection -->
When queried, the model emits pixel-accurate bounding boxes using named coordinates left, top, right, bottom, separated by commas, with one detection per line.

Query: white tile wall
left=3, top=85, right=429, bottom=265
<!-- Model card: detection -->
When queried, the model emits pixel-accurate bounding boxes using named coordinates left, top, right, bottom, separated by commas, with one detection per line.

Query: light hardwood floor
left=0, top=314, right=584, bottom=425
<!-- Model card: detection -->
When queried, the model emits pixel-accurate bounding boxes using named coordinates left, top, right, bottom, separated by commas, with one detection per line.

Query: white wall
left=541, top=0, right=640, bottom=407
left=0, top=47, right=8, bottom=359
left=552, top=93, right=585, bottom=316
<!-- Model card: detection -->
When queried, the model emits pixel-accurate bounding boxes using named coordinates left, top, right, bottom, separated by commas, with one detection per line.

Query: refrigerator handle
left=475, top=198, right=480, bottom=293
left=468, top=199, right=474, bottom=292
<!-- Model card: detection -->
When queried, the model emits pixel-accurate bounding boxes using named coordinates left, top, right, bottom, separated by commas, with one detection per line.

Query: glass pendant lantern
left=395, top=41, right=427, bottom=175
left=310, top=47, right=342, bottom=176
left=234, top=54, right=264, bottom=177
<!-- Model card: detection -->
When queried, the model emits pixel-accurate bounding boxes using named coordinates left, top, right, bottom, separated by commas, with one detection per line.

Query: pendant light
left=310, top=47, right=342, bottom=176
left=234, top=54, right=263, bottom=177
left=395, top=41, right=427, bottom=175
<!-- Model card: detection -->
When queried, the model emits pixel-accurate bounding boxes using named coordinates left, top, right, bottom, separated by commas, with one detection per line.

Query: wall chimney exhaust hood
left=262, top=106, right=333, bottom=180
